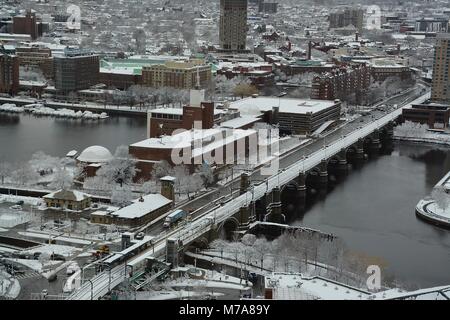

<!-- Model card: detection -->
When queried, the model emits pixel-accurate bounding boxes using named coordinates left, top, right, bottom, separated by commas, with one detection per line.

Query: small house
left=43, top=189, right=92, bottom=211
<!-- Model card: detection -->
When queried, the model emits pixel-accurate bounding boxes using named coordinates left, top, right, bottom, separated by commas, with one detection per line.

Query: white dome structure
left=77, top=146, right=113, bottom=163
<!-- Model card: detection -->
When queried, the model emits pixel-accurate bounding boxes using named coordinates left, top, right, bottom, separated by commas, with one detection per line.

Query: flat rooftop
left=111, top=194, right=172, bottom=219
left=150, top=107, right=226, bottom=116
left=131, top=128, right=256, bottom=151
left=229, top=97, right=338, bottom=115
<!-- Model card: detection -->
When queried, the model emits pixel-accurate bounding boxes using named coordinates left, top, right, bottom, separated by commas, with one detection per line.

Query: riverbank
left=0, top=97, right=148, bottom=117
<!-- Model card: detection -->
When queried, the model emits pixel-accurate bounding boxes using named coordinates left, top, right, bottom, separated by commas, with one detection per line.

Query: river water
left=294, top=142, right=450, bottom=289
left=0, top=113, right=147, bottom=162
left=1, top=113, right=450, bottom=288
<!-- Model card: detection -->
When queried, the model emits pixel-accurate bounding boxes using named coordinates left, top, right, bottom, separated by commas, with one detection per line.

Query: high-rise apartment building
left=13, top=10, right=40, bottom=40
left=431, top=33, right=450, bottom=103
left=219, top=0, right=248, bottom=51
left=329, top=8, right=364, bottom=32
left=0, top=51, right=19, bottom=95
left=54, top=48, right=99, bottom=92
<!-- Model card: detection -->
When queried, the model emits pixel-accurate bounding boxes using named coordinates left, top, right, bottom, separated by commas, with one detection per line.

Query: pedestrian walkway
left=15, top=271, right=41, bottom=280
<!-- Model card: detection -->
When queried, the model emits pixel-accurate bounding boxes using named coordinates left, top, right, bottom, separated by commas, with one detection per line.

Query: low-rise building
left=15, top=46, right=54, bottom=79
left=141, top=60, right=211, bottom=89
left=229, top=96, right=342, bottom=135
left=91, top=194, right=173, bottom=228
left=369, top=59, right=413, bottom=82
left=43, top=189, right=92, bottom=211
left=402, top=102, right=450, bottom=129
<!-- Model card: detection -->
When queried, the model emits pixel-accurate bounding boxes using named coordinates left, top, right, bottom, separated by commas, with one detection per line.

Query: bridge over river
left=67, top=91, right=431, bottom=300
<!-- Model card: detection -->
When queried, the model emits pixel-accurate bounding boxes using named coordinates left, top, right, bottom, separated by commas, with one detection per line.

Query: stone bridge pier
left=368, top=130, right=381, bottom=154
left=265, top=187, right=285, bottom=224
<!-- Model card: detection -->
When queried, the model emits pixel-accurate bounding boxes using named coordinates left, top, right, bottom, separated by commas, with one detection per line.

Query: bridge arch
left=217, top=217, right=240, bottom=241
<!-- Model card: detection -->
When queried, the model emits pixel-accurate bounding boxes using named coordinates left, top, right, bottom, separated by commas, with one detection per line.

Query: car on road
left=135, top=232, right=145, bottom=240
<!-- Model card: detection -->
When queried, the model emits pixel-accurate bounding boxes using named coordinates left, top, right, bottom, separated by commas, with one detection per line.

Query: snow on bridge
left=67, top=92, right=430, bottom=300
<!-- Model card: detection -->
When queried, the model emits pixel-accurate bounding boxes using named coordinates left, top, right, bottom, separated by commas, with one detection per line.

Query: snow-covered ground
left=18, top=232, right=94, bottom=245
left=133, top=290, right=224, bottom=300
left=162, top=266, right=252, bottom=293
left=0, top=194, right=45, bottom=206
left=0, top=227, right=8, bottom=232
left=0, top=270, right=21, bottom=299
left=0, top=212, right=30, bottom=228
left=4, top=258, right=62, bottom=273
left=23, top=244, right=82, bottom=258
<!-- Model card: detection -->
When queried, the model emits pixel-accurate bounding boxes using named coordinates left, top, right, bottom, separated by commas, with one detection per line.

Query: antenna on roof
left=196, top=65, right=201, bottom=89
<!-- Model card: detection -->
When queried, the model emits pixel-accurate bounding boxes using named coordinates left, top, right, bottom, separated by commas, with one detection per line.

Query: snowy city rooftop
left=111, top=194, right=172, bottom=219
left=229, top=97, right=339, bottom=115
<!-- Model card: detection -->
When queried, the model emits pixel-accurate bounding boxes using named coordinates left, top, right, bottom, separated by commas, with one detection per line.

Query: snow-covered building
left=76, top=145, right=113, bottom=178
left=43, top=189, right=92, bottom=211
left=90, top=194, right=172, bottom=228
left=264, top=272, right=371, bottom=300
left=77, top=146, right=113, bottom=163
left=129, top=127, right=258, bottom=181
left=229, top=97, right=342, bottom=135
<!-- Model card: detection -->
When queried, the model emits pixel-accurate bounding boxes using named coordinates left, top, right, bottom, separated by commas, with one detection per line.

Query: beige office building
left=431, top=33, right=450, bottom=103
left=141, top=60, right=211, bottom=89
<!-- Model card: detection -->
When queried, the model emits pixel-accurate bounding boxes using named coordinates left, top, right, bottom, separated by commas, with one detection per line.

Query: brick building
left=311, top=64, right=370, bottom=101
left=402, top=102, right=450, bottom=129
left=0, top=52, right=19, bottom=95
left=15, top=46, right=53, bottom=79
left=13, top=11, right=40, bottom=40
left=130, top=127, right=257, bottom=181
left=369, top=60, right=413, bottom=82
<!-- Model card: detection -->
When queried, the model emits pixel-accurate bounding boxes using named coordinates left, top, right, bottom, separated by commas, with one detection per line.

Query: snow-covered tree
left=215, top=75, right=237, bottom=100
left=95, top=145, right=139, bottom=187
left=11, top=164, right=40, bottom=186
left=196, top=164, right=214, bottom=187
left=111, top=185, right=135, bottom=207
left=19, top=66, right=46, bottom=82
left=141, top=180, right=161, bottom=194
left=0, top=161, right=12, bottom=185
left=234, top=83, right=258, bottom=99
left=49, top=168, right=73, bottom=190
left=28, top=151, right=60, bottom=175
left=151, top=160, right=174, bottom=180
